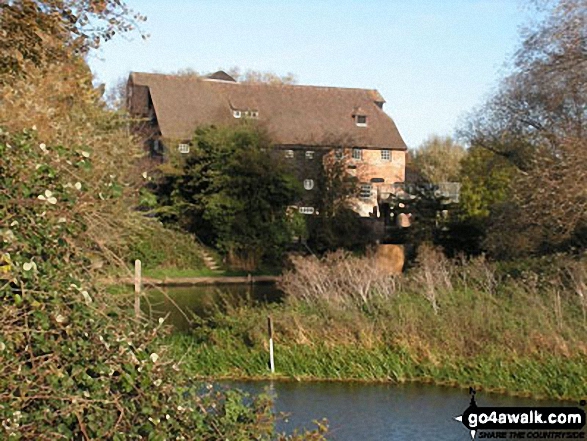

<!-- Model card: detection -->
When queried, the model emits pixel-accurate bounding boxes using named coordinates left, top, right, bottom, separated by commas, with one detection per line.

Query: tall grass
left=173, top=247, right=587, bottom=400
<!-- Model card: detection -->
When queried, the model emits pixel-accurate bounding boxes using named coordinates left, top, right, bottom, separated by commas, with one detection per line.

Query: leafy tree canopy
left=155, top=124, right=302, bottom=269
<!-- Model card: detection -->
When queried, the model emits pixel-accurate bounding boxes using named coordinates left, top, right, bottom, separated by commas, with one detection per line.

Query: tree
left=458, top=146, right=517, bottom=221
left=411, top=135, right=466, bottom=183
left=305, top=154, right=370, bottom=252
left=0, top=0, right=146, bottom=82
left=460, top=0, right=587, bottom=255
left=155, top=124, right=301, bottom=269
left=225, top=67, right=297, bottom=84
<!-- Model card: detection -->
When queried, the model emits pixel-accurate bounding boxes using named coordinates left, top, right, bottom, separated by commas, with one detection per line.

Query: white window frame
left=352, top=148, right=362, bottom=160
left=284, top=149, right=294, bottom=159
left=233, top=110, right=241, bottom=118
left=355, top=115, right=368, bottom=127
left=360, top=184, right=372, bottom=199
left=178, top=143, right=190, bottom=154
left=303, top=179, right=314, bottom=190
left=381, top=149, right=391, bottom=161
left=305, top=150, right=315, bottom=160
left=299, top=207, right=315, bottom=215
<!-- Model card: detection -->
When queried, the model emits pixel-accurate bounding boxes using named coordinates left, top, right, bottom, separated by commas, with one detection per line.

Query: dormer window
left=355, top=115, right=368, bottom=127
left=233, top=109, right=258, bottom=119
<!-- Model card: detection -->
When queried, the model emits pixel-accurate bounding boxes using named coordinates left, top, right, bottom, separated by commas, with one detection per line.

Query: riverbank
left=167, top=330, right=587, bottom=402
left=163, top=249, right=587, bottom=402
left=113, top=274, right=279, bottom=286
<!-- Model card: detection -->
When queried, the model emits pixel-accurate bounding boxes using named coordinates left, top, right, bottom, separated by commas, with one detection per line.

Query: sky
left=88, top=0, right=531, bottom=150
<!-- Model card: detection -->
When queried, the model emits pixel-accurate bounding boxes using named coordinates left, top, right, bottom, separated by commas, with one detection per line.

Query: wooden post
left=267, top=316, right=275, bottom=374
left=134, top=259, right=141, bottom=319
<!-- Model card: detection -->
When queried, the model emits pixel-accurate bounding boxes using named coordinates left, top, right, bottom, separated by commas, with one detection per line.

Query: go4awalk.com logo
left=454, top=389, right=586, bottom=440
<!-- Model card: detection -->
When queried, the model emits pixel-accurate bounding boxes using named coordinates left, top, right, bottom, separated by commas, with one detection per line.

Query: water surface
left=227, top=380, right=583, bottom=441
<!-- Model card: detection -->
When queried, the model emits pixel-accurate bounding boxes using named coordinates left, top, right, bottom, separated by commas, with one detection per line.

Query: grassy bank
left=166, top=247, right=587, bottom=401
left=169, top=336, right=587, bottom=401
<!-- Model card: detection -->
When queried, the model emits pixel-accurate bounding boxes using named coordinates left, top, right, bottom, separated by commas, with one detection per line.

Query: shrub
left=0, top=120, right=324, bottom=439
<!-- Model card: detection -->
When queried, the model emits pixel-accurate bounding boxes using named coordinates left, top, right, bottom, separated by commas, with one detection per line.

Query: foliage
left=411, top=135, right=466, bottom=183
left=154, top=124, right=301, bottom=270
left=304, top=152, right=371, bottom=252
left=170, top=248, right=587, bottom=401
left=460, top=0, right=587, bottom=256
left=225, top=67, right=297, bottom=84
left=388, top=183, right=455, bottom=249
left=0, top=128, right=294, bottom=439
left=458, top=147, right=516, bottom=221
left=127, top=221, right=205, bottom=270
left=0, top=0, right=146, bottom=82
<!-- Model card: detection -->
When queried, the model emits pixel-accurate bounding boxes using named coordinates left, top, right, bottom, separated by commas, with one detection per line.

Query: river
left=144, top=284, right=585, bottom=441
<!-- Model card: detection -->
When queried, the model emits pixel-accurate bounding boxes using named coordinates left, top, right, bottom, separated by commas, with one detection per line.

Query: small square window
left=178, top=143, right=190, bottom=154
left=335, top=148, right=344, bottom=160
left=381, top=149, right=391, bottom=161
left=355, top=115, right=367, bottom=126
left=303, top=179, right=314, bottom=190
left=305, top=150, right=315, bottom=160
left=233, top=110, right=241, bottom=118
left=352, top=148, right=362, bottom=160
left=284, top=149, right=294, bottom=159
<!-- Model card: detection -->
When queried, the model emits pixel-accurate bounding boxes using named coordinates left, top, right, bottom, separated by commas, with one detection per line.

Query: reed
left=170, top=248, right=587, bottom=401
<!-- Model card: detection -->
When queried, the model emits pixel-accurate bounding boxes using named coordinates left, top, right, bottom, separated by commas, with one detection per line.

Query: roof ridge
left=130, top=71, right=380, bottom=94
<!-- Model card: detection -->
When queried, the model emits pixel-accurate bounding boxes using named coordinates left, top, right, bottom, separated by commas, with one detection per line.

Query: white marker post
left=267, top=316, right=275, bottom=374
left=134, top=259, right=142, bottom=319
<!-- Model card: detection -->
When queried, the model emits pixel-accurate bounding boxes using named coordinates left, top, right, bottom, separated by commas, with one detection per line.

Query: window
left=360, top=184, right=372, bottom=199
left=303, top=179, right=314, bottom=190
left=355, top=115, right=367, bottom=126
left=352, top=148, right=362, bottom=160
left=178, top=143, right=190, bottom=154
left=305, top=150, right=315, bottom=160
left=233, top=109, right=258, bottom=119
left=381, top=149, right=391, bottom=161
left=284, top=149, right=294, bottom=159
left=299, top=207, right=315, bottom=215
left=335, top=148, right=344, bottom=160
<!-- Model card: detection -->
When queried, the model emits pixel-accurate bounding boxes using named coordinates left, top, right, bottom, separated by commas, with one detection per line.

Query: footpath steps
left=200, top=249, right=221, bottom=271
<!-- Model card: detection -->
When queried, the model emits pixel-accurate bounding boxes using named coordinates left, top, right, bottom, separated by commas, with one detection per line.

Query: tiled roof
left=129, top=72, right=407, bottom=150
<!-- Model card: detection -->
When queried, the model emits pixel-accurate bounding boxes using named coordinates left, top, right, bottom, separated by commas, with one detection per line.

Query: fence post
left=134, top=259, right=142, bottom=319
left=267, top=316, right=275, bottom=374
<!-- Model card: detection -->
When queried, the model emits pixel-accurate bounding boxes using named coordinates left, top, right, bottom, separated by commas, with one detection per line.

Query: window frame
left=305, top=150, right=315, bottom=160
left=303, top=179, right=315, bottom=190
left=355, top=115, right=368, bottom=127
left=352, top=148, right=362, bottom=160
left=381, top=149, right=391, bottom=161
left=359, top=183, right=372, bottom=199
